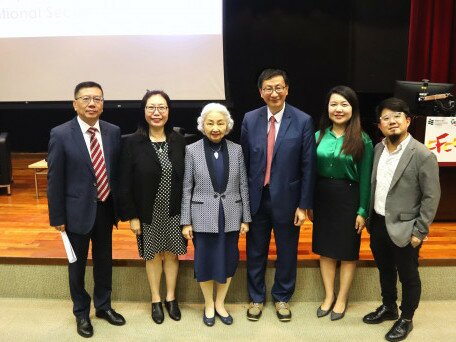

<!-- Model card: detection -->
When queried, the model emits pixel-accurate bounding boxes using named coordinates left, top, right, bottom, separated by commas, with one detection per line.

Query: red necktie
left=88, top=127, right=110, bottom=202
left=264, top=115, right=276, bottom=186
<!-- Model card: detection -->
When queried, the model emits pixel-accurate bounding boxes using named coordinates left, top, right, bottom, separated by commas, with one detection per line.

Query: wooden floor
left=1, top=153, right=455, bottom=266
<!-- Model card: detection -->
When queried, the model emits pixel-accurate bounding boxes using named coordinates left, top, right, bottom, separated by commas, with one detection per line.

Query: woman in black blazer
left=118, top=90, right=186, bottom=324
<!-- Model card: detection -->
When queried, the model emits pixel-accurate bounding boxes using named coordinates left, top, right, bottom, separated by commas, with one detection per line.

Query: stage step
left=1, top=261, right=455, bottom=303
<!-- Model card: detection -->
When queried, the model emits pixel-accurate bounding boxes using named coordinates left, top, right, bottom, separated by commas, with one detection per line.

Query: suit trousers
left=66, top=197, right=114, bottom=319
left=247, top=186, right=300, bottom=303
left=370, top=212, right=422, bottom=319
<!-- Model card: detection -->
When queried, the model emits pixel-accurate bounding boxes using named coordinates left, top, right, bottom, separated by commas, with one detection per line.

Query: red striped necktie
left=88, top=127, right=110, bottom=202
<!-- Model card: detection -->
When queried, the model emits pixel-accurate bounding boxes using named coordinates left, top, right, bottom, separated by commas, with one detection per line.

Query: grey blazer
left=368, top=137, right=441, bottom=247
left=180, top=138, right=252, bottom=233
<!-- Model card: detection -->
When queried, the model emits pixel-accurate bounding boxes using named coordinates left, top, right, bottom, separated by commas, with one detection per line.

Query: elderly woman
left=181, top=103, right=251, bottom=326
left=311, top=86, right=373, bottom=320
left=118, top=90, right=187, bottom=324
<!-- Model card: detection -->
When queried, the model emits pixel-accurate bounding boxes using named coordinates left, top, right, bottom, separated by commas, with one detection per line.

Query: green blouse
left=315, top=127, right=374, bottom=218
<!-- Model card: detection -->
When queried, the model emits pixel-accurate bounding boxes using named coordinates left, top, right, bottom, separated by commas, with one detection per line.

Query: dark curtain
left=406, top=0, right=456, bottom=83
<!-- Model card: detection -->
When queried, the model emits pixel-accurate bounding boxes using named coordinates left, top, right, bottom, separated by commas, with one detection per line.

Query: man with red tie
left=47, top=81, right=125, bottom=338
left=241, top=69, right=316, bottom=321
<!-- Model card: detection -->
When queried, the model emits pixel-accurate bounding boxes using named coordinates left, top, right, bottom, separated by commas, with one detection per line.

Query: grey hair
left=197, top=103, right=234, bottom=134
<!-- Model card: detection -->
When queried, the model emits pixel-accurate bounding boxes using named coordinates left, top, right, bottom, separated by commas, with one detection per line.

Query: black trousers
left=66, top=197, right=114, bottom=319
left=370, top=212, right=422, bottom=320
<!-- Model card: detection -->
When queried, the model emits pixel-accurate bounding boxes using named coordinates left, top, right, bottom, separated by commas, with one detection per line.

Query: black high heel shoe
left=330, top=301, right=348, bottom=321
left=317, top=293, right=336, bottom=318
left=165, top=299, right=181, bottom=321
left=151, top=302, right=164, bottom=324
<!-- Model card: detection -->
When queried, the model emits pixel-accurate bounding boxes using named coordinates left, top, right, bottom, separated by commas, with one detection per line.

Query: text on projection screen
left=0, top=0, right=225, bottom=101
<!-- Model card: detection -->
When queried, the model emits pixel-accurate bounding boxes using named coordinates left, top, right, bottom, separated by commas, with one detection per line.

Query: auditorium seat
left=0, top=132, right=12, bottom=195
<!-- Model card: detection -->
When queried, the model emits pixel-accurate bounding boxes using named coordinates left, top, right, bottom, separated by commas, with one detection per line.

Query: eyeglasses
left=145, top=105, right=168, bottom=113
left=261, top=85, right=287, bottom=94
left=75, top=96, right=104, bottom=105
left=380, top=112, right=404, bottom=122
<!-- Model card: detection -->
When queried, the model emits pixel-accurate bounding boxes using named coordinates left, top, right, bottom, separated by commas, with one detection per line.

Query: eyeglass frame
left=75, top=95, right=104, bottom=105
left=261, top=85, right=288, bottom=95
left=145, top=105, right=169, bottom=114
left=379, top=112, right=406, bottom=123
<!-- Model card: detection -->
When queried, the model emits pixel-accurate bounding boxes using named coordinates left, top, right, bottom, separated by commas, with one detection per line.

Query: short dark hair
left=137, top=90, right=172, bottom=137
left=376, top=97, right=410, bottom=122
left=74, top=81, right=103, bottom=98
left=257, top=69, right=289, bottom=89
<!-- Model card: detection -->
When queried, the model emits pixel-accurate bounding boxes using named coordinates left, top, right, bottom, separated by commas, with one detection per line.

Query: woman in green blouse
left=310, top=86, right=373, bottom=321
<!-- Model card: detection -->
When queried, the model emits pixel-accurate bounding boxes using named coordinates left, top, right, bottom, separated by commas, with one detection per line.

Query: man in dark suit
left=47, top=81, right=125, bottom=338
left=363, top=98, right=440, bottom=342
left=241, top=69, right=316, bottom=321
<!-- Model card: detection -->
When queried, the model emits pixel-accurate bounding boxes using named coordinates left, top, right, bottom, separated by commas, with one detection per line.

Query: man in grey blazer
left=363, top=98, right=440, bottom=342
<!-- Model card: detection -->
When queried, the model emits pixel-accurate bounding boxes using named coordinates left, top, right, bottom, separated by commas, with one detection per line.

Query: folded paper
left=61, top=231, right=77, bottom=263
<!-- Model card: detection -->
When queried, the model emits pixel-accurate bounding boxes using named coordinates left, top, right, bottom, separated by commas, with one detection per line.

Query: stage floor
left=1, top=153, right=455, bottom=266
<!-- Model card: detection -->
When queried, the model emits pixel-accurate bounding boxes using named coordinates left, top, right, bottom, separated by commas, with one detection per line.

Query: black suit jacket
left=47, top=117, right=121, bottom=234
left=118, top=130, right=186, bottom=224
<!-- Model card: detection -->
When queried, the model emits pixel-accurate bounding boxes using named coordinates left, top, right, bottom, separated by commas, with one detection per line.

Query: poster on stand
left=424, top=117, right=456, bottom=166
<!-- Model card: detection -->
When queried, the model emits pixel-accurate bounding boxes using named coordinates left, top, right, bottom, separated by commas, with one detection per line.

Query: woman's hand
left=182, top=225, right=193, bottom=240
left=355, top=215, right=365, bottom=234
left=240, top=222, right=249, bottom=234
left=130, top=218, right=141, bottom=235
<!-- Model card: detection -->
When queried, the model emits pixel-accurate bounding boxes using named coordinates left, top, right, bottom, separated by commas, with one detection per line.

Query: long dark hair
left=317, top=85, right=364, bottom=162
left=137, top=90, right=172, bottom=137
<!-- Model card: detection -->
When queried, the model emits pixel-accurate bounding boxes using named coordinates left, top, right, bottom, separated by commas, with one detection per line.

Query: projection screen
left=0, top=0, right=225, bottom=101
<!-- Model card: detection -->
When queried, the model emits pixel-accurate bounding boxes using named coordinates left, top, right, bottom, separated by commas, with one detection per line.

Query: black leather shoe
left=76, top=317, right=93, bottom=338
left=151, top=302, right=164, bottom=324
left=215, top=310, right=233, bottom=325
left=164, top=299, right=181, bottom=321
left=385, top=318, right=413, bottom=341
left=203, top=310, right=215, bottom=327
left=95, top=308, right=126, bottom=326
left=363, top=304, right=399, bottom=324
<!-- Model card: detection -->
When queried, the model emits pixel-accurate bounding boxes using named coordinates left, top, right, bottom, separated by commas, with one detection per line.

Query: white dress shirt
left=267, top=104, right=285, bottom=140
left=76, top=116, right=106, bottom=160
left=374, top=134, right=412, bottom=216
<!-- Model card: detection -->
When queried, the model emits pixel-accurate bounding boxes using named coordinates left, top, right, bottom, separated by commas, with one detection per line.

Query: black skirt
left=312, top=178, right=361, bottom=261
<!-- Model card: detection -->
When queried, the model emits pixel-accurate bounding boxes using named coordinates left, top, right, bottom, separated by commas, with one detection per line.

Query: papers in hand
left=61, top=231, right=77, bottom=263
